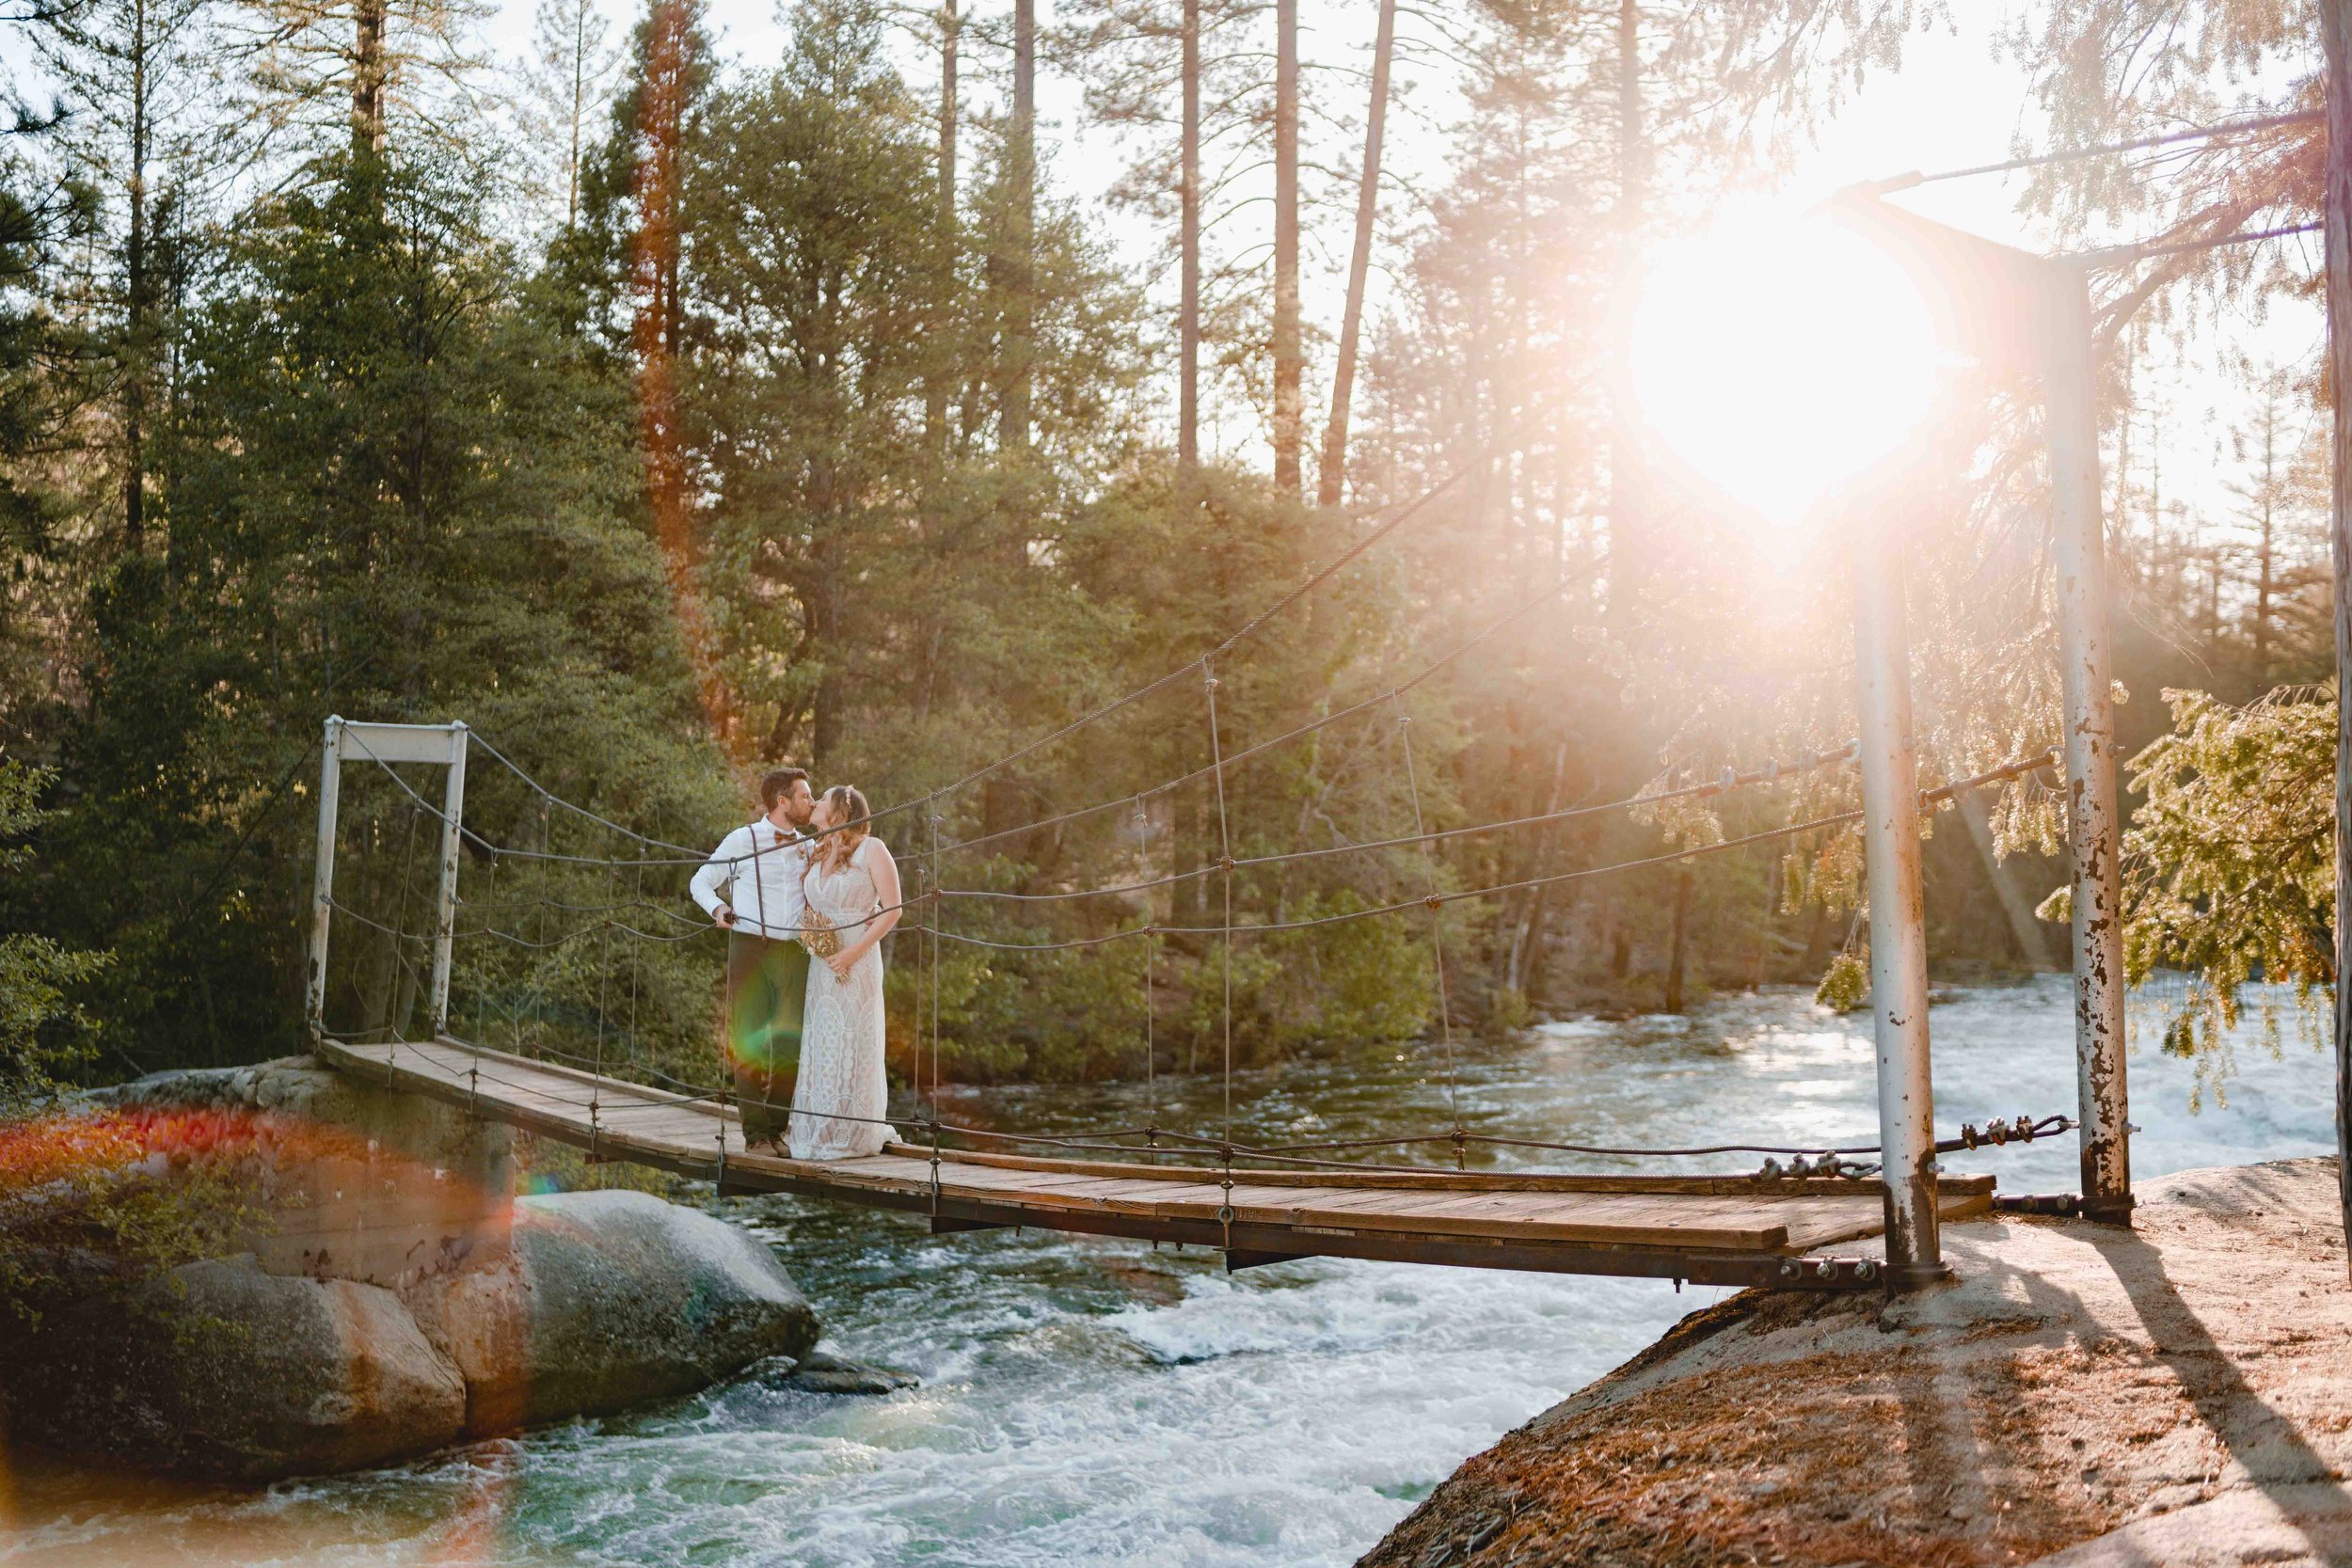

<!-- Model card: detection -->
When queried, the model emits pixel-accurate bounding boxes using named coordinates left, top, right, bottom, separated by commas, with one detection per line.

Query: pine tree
left=514, top=0, right=622, bottom=239
left=1056, top=0, right=1251, bottom=476
left=40, top=150, right=716, bottom=1070
left=1315, top=0, right=1394, bottom=509
left=37, top=0, right=212, bottom=554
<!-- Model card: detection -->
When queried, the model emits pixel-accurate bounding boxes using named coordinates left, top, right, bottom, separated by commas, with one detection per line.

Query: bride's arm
left=829, top=839, right=902, bottom=972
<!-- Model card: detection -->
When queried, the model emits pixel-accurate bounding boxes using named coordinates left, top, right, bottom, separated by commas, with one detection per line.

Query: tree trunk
left=2320, top=0, right=2352, bottom=1278
left=1179, top=0, right=1200, bottom=484
left=123, top=0, right=150, bottom=551
left=566, top=0, right=586, bottom=228
left=1315, top=0, right=1394, bottom=509
left=352, top=0, right=388, bottom=157
left=1605, top=0, right=1645, bottom=625
left=1004, top=0, right=1035, bottom=450
left=1270, top=0, right=1301, bottom=493
left=632, top=0, right=730, bottom=750
left=1661, top=866, right=1692, bottom=1013
left=930, top=0, right=958, bottom=451
left=2256, top=398, right=2277, bottom=683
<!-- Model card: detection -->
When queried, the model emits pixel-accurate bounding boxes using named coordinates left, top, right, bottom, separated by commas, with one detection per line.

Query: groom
left=690, top=767, right=818, bottom=1149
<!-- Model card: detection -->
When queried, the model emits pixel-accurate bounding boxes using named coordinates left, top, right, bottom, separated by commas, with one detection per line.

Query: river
left=4, top=976, right=2336, bottom=1567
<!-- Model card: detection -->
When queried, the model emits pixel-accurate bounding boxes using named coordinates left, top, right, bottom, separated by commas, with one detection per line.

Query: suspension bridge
left=299, top=451, right=2129, bottom=1297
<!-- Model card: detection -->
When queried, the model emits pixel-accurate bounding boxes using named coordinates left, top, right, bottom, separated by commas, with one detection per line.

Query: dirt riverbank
left=1357, top=1156, right=2352, bottom=1568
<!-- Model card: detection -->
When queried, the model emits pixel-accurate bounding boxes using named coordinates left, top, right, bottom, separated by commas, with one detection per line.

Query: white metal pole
left=2039, top=269, right=2133, bottom=1224
left=2325, top=0, right=2352, bottom=1277
left=307, top=715, right=345, bottom=1044
left=427, top=721, right=469, bottom=1038
left=1852, top=517, right=1946, bottom=1289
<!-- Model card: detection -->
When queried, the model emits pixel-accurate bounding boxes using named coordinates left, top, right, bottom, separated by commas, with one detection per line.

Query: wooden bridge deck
left=317, top=1037, right=1995, bottom=1291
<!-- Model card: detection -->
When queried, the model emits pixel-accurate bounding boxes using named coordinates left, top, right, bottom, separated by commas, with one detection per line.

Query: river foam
left=4, top=977, right=2334, bottom=1567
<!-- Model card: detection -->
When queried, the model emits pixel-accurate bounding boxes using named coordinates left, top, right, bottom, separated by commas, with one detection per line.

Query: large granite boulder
left=404, top=1190, right=821, bottom=1434
left=7, top=1060, right=823, bottom=1481
left=6, top=1256, right=468, bottom=1481
left=95, top=1059, right=515, bottom=1289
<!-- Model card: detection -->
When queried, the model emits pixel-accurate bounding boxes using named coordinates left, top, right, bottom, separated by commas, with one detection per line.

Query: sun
left=1629, top=203, right=1940, bottom=527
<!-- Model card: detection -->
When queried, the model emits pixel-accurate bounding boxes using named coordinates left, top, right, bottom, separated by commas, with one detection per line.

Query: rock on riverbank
left=1358, top=1157, right=2352, bottom=1568
left=2, top=1061, right=820, bottom=1481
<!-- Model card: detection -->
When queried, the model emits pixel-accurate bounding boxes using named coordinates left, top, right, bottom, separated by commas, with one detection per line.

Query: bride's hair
left=812, top=784, right=872, bottom=872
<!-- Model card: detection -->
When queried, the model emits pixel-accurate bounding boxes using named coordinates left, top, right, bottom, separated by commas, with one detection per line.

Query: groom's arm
left=691, top=828, right=742, bottom=927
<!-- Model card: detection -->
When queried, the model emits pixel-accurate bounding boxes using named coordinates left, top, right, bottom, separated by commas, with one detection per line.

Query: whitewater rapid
left=5, top=977, right=2334, bottom=1567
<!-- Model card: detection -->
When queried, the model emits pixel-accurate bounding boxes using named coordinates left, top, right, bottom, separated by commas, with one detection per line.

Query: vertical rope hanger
left=1203, top=663, right=1237, bottom=1250
left=589, top=851, right=618, bottom=1164
left=927, top=810, right=945, bottom=1212
left=386, top=801, right=423, bottom=1084
left=471, top=841, right=500, bottom=1112
left=531, top=798, right=554, bottom=1067
left=1394, top=698, right=1467, bottom=1167
left=1137, top=797, right=1157, bottom=1144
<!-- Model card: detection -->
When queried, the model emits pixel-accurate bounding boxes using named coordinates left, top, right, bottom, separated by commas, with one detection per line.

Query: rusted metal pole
left=2038, top=269, right=2133, bottom=1224
left=426, top=721, right=469, bottom=1037
left=2324, top=0, right=2352, bottom=1275
left=307, top=715, right=344, bottom=1045
left=1853, top=515, right=1945, bottom=1290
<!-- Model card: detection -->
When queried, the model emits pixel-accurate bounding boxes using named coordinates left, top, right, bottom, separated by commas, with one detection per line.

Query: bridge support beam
left=1852, top=504, right=1947, bottom=1291
left=2039, top=272, right=2133, bottom=1226
left=307, top=715, right=345, bottom=1045
left=426, top=721, right=470, bottom=1037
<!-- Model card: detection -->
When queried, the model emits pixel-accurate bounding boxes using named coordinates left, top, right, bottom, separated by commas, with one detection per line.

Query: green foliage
left=1814, top=952, right=1868, bottom=1013
left=0, top=761, right=111, bottom=1113
left=0, top=0, right=2185, bottom=1110
left=2118, top=687, right=2334, bottom=1085
left=14, top=150, right=726, bottom=1076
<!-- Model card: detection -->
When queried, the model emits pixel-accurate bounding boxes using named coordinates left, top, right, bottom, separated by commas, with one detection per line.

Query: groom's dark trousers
left=725, top=931, right=807, bottom=1147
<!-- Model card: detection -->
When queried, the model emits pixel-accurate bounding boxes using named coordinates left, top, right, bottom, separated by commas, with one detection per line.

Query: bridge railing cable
left=320, top=699, right=2061, bottom=1184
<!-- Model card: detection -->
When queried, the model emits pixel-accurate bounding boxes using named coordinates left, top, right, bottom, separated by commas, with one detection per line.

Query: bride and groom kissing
left=690, top=767, right=904, bottom=1162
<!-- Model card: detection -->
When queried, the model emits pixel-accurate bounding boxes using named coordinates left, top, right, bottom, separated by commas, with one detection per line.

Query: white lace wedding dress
left=787, top=839, right=895, bottom=1160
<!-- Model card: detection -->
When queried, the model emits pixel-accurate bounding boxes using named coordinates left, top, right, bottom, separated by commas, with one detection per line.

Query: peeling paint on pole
left=2039, top=272, right=2133, bottom=1224
left=1853, top=513, right=1945, bottom=1290
left=426, top=722, right=469, bottom=1037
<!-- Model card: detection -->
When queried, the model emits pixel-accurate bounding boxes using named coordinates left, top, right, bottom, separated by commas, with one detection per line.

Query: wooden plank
left=318, top=1036, right=1982, bottom=1268
left=881, top=1140, right=1995, bottom=1198
left=1787, top=1184, right=1995, bottom=1249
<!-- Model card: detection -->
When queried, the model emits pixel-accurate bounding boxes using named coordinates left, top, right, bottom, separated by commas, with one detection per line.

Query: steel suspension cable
left=931, top=742, right=1862, bottom=904
left=910, top=584, right=1558, bottom=866
left=860, top=438, right=1507, bottom=840
left=1860, top=107, right=2320, bottom=195
left=1393, top=701, right=1464, bottom=1163
left=915, top=752, right=2053, bottom=951
left=464, top=729, right=709, bottom=859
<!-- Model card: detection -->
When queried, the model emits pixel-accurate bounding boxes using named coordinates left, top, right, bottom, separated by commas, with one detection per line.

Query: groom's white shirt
left=691, top=819, right=813, bottom=941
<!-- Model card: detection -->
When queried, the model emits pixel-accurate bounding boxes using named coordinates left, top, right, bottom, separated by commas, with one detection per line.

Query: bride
left=787, top=784, right=901, bottom=1161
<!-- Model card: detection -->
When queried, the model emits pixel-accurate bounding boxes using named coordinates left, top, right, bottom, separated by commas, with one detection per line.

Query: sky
left=474, top=0, right=2316, bottom=535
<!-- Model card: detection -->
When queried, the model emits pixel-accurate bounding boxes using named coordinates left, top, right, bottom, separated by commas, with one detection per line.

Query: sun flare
left=1629, top=205, right=1940, bottom=526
